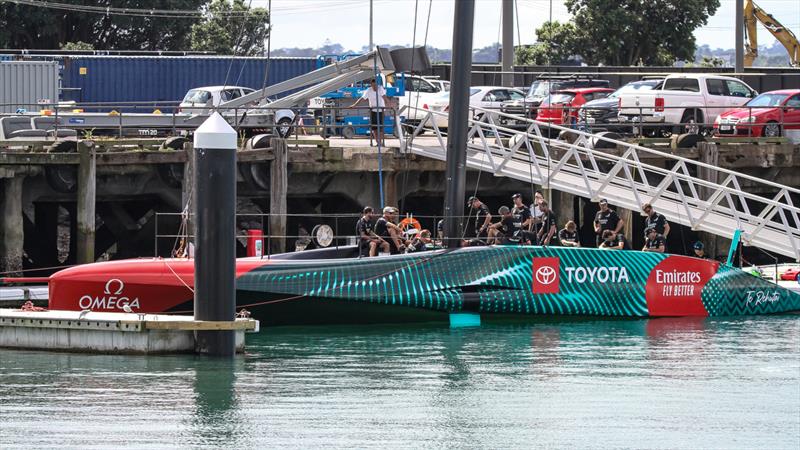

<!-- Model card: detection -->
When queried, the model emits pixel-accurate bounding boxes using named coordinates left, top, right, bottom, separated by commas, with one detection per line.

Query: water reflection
left=1, top=316, right=798, bottom=448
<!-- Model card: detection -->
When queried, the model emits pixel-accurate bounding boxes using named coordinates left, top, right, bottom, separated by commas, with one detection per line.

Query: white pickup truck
left=618, top=74, right=757, bottom=134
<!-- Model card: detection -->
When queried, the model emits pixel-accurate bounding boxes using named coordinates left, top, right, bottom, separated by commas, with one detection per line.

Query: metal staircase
left=397, top=106, right=800, bottom=261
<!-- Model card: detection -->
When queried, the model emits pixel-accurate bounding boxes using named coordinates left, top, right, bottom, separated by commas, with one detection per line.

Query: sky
left=257, top=0, right=800, bottom=53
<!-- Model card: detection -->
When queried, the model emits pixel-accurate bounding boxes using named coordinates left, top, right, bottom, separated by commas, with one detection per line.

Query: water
left=2, top=316, right=799, bottom=449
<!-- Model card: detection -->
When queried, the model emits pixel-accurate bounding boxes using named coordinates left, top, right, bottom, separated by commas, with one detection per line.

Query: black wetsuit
left=595, top=209, right=621, bottom=246
left=374, top=217, right=399, bottom=254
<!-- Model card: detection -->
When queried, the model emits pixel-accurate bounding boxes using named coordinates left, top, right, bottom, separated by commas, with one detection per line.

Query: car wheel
left=277, top=117, right=293, bottom=138
left=762, top=121, right=781, bottom=138
left=342, top=126, right=355, bottom=139
left=680, top=110, right=703, bottom=135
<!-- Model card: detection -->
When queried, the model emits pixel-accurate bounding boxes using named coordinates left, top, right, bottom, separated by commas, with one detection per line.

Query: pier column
left=552, top=191, right=575, bottom=224
left=76, top=141, right=96, bottom=264
left=697, top=142, right=720, bottom=258
left=269, top=138, right=288, bottom=255
left=193, top=113, right=237, bottom=357
left=182, top=142, right=196, bottom=239
left=0, top=175, right=24, bottom=275
left=384, top=171, right=398, bottom=207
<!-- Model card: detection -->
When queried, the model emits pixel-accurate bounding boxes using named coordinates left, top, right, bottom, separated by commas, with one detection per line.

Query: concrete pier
left=0, top=175, right=24, bottom=275
left=0, top=309, right=258, bottom=354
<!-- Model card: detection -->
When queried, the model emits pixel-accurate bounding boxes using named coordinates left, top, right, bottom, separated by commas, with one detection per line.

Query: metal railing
left=398, top=104, right=800, bottom=261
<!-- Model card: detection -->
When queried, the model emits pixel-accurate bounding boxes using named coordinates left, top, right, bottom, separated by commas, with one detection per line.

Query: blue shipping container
left=59, top=55, right=317, bottom=109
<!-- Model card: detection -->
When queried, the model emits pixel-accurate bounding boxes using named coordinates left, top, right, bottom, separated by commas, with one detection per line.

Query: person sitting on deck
left=488, top=206, right=520, bottom=245
left=558, top=220, right=581, bottom=247
left=356, top=206, right=389, bottom=257
left=642, top=227, right=666, bottom=253
left=692, top=241, right=709, bottom=259
left=599, top=229, right=625, bottom=250
left=374, top=206, right=405, bottom=254
left=407, top=229, right=433, bottom=252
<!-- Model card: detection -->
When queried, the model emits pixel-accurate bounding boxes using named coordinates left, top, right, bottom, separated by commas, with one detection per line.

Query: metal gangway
left=397, top=106, right=800, bottom=261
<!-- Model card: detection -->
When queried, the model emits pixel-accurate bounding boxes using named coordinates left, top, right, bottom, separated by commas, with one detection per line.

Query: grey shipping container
left=0, top=61, right=59, bottom=113
left=56, top=55, right=318, bottom=110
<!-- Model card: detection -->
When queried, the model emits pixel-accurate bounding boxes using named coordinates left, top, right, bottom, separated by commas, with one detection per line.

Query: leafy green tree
left=60, top=41, right=95, bottom=51
left=515, top=21, right=580, bottom=65
left=0, top=1, right=204, bottom=51
left=190, top=0, right=269, bottom=55
left=564, top=0, right=721, bottom=65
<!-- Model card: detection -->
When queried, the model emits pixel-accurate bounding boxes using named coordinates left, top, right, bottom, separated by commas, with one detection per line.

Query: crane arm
left=743, top=0, right=800, bottom=67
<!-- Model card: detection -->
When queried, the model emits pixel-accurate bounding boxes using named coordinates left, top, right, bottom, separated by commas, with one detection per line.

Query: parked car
left=179, top=85, right=296, bottom=136
left=424, top=86, right=526, bottom=129
left=618, top=74, right=757, bottom=134
left=577, top=79, right=663, bottom=133
left=714, top=89, right=800, bottom=137
left=535, top=88, right=615, bottom=126
left=397, top=74, right=449, bottom=125
left=501, top=76, right=611, bottom=127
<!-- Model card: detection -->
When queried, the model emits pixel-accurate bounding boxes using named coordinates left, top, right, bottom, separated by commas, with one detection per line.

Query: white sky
left=257, top=0, right=800, bottom=54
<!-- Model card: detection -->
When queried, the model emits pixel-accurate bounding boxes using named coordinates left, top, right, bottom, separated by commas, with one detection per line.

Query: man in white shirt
left=353, top=79, right=390, bottom=146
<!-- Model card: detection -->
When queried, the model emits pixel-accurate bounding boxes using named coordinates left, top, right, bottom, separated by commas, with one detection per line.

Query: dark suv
left=500, top=76, right=610, bottom=128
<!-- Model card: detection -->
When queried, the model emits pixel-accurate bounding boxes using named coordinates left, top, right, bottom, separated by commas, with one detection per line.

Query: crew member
left=537, top=201, right=558, bottom=246
left=642, top=227, right=666, bottom=253
left=488, top=206, right=519, bottom=244
left=511, top=193, right=535, bottom=244
left=599, top=229, right=625, bottom=250
left=408, top=229, right=433, bottom=252
left=374, top=206, right=405, bottom=254
left=594, top=199, right=624, bottom=247
left=530, top=190, right=545, bottom=236
left=356, top=206, right=389, bottom=257
left=352, top=78, right=390, bottom=146
left=642, top=202, right=670, bottom=239
left=692, top=241, right=708, bottom=259
left=558, top=220, right=581, bottom=247
left=468, top=196, right=492, bottom=244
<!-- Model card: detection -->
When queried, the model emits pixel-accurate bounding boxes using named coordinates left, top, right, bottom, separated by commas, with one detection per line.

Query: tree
left=0, top=1, right=205, bottom=51
left=564, top=0, right=721, bottom=66
left=190, top=0, right=269, bottom=55
left=60, top=41, right=95, bottom=51
left=515, top=21, right=580, bottom=65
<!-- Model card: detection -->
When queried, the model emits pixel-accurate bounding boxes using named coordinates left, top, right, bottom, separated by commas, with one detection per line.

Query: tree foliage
left=515, top=21, right=580, bottom=65
left=516, top=0, right=720, bottom=66
left=190, top=0, right=269, bottom=55
left=0, top=1, right=205, bottom=51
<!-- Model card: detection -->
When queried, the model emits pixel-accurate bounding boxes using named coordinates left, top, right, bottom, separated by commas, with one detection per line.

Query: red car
left=714, top=89, right=800, bottom=137
left=780, top=267, right=800, bottom=281
left=535, top=88, right=615, bottom=126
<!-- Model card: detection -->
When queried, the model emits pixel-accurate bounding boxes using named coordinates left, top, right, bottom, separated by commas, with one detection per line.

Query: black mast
left=443, top=0, right=475, bottom=248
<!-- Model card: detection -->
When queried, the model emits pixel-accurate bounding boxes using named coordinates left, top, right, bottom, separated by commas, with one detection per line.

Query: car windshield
left=745, top=93, right=789, bottom=107
left=527, top=81, right=552, bottom=99
left=182, top=89, right=212, bottom=104
left=541, top=93, right=575, bottom=105
left=609, top=81, right=660, bottom=98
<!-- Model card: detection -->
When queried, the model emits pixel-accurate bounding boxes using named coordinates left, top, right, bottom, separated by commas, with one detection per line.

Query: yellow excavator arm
left=743, top=0, right=800, bottom=67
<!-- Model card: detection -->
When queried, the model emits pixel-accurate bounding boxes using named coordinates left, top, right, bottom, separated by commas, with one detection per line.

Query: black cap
left=511, top=193, right=522, bottom=199
left=599, top=198, right=608, bottom=205
left=467, top=196, right=478, bottom=206
left=693, top=241, right=704, bottom=250
left=645, top=226, right=656, bottom=235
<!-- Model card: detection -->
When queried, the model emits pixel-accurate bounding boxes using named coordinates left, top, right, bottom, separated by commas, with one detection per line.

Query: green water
left=1, top=316, right=799, bottom=449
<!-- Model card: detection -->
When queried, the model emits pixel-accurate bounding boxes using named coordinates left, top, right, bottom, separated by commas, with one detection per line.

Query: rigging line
left=222, top=0, right=255, bottom=95
left=163, top=259, right=195, bottom=294
left=400, top=0, right=421, bottom=215
left=260, top=0, right=274, bottom=93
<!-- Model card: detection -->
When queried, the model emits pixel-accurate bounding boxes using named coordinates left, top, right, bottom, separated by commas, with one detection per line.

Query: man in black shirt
left=374, top=206, right=405, bottom=254
left=356, top=206, right=389, bottom=256
left=594, top=199, right=624, bottom=246
left=488, top=206, right=520, bottom=244
left=692, top=241, right=708, bottom=259
left=642, top=227, right=666, bottom=253
left=558, top=220, right=581, bottom=247
left=511, top=193, right=536, bottom=244
left=599, top=229, right=625, bottom=250
left=468, top=196, right=492, bottom=243
left=537, top=201, right=558, bottom=246
left=642, top=202, right=670, bottom=239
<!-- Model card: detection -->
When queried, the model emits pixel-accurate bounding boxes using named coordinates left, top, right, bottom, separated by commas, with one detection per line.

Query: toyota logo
left=535, top=266, right=557, bottom=285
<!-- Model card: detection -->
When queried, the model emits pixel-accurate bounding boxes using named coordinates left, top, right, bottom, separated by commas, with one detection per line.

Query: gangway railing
left=397, top=105, right=800, bottom=261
